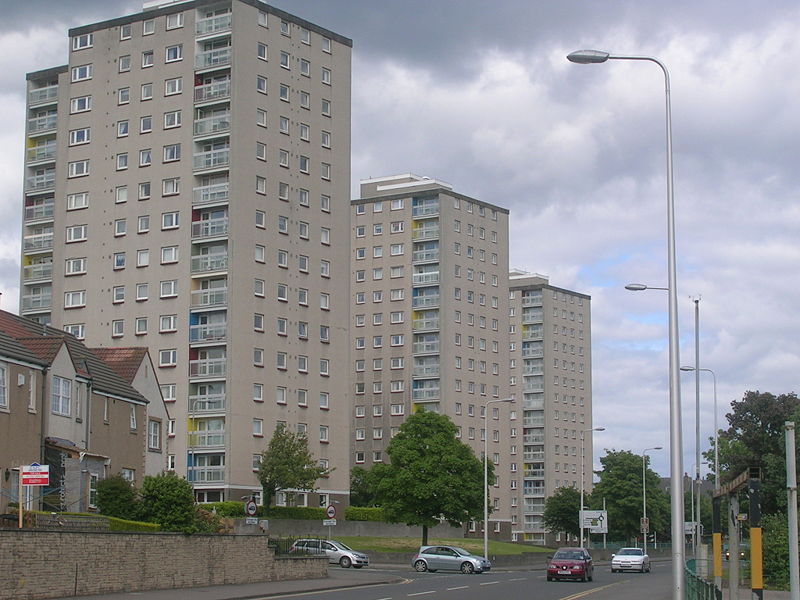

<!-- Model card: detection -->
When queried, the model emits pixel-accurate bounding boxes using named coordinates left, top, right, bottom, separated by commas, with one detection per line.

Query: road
left=268, top=561, right=674, bottom=600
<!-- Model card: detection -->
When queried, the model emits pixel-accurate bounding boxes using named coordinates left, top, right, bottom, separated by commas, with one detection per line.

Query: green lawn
left=336, top=536, right=549, bottom=555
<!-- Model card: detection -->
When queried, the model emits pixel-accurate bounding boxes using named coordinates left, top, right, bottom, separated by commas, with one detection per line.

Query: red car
left=546, top=547, right=594, bottom=582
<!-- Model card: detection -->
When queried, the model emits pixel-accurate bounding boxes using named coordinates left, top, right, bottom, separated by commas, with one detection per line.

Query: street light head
left=594, top=427, right=605, bottom=432
left=625, top=283, right=648, bottom=291
left=680, top=366, right=695, bottom=372
left=567, top=49, right=611, bottom=64
left=655, top=446, right=663, bottom=450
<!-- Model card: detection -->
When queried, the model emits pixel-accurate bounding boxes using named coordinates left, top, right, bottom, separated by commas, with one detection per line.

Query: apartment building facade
left=508, top=271, right=593, bottom=544
left=351, top=174, right=515, bottom=536
left=19, top=0, right=352, bottom=506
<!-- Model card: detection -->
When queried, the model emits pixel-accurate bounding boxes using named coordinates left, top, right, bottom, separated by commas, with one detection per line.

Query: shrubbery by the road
left=346, top=507, right=384, bottom=521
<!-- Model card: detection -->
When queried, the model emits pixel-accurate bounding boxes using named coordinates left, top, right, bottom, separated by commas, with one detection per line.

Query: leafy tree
left=762, top=512, right=793, bottom=589
left=96, top=474, right=137, bottom=519
left=350, top=466, right=378, bottom=507
left=257, top=425, right=328, bottom=514
left=137, top=472, right=197, bottom=532
left=371, top=410, right=489, bottom=546
left=543, top=485, right=581, bottom=537
left=589, top=450, right=669, bottom=543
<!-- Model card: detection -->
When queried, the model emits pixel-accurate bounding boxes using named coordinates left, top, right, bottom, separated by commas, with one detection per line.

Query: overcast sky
left=2, top=0, right=799, bottom=478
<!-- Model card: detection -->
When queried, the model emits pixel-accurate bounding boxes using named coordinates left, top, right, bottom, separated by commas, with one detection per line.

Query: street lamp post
left=642, top=446, right=663, bottom=555
left=569, top=49, right=684, bottom=600
left=580, top=426, right=605, bottom=548
left=483, top=397, right=515, bottom=561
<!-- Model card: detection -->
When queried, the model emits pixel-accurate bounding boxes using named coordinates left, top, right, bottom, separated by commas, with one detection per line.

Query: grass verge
left=335, top=536, right=549, bottom=555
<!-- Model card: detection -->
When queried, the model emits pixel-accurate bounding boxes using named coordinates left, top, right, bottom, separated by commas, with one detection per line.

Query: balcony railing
left=26, top=143, right=57, bottom=163
left=191, top=253, right=228, bottom=274
left=193, top=149, right=230, bottom=171
left=412, top=341, right=439, bottom=354
left=196, top=48, right=232, bottom=70
left=412, top=272, right=439, bottom=285
left=189, top=323, right=228, bottom=343
left=193, top=182, right=229, bottom=204
left=26, top=172, right=56, bottom=192
left=523, top=396, right=544, bottom=410
left=191, top=288, right=228, bottom=308
left=189, top=430, right=225, bottom=448
left=412, top=388, right=440, bottom=401
left=524, top=451, right=545, bottom=461
left=188, top=466, right=225, bottom=482
left=412, top=295, right=440, bottom=309
left=523, top=488, right=546, bottom=498
left=189, top=358, right=227, bottom=378
left=522, top=364, right=543, bottom=376
left=412, top=204, right=439, bottom=218
left=523, top=382, right=544, bottom=393
left=191, top=217, right=229, bottom=239
left=522, top=310, right=544, bottom=325
left=29, top=85, right=58, bottom=105
left=194, top=114, right=231, bottom=136
left=412, top=364, right=440, bottom=378
left=23, top=233, right=54, bottom=252
left=22, top=263, right=53, bottom=281
left=194, top=80, right=231, bottom=103
left=21, top=293, right=52, bottom=310
left=412, top=250, right=439, bottom=263
left=27, top=115, right=57, bottom=134
left=523, top=434, right=545, bottom=444
left=524, top=469, right=545, bottom=478
left=412, top=226, right=440, bottom=241
left=521, top=294, right=543, bottom=307
left=196, top=13, right=232, bottom=35
left=412, top=318, right=439, bottom=331
left=524, top=416, right=545, bottom=427
left=24, top=201, right=54, bottom=221
left=521, top=348, right=544, bottom=359
left=522, top=329, right=543, bottom=341
left=189, top=393, right=226, bottom=413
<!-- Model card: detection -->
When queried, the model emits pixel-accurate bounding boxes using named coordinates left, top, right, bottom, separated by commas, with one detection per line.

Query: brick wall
left=1, top=530, right=327, bottom=600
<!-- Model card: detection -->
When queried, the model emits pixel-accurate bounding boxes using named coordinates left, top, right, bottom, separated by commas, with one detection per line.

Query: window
left=280, top=20, right=290, bottom=36
left=160, top=246, right=178, bottom=264
left=161, top=212, right=179, bottom=229
left=143, top=19, right=155, bottom=35
left=165, top=44, right=183, bottom=62
left=299, top=188, right=310, bottom=206
left=320, top=292, right=330, bottom=310
left=320, top=425, right=329, bottom=442
left=300, top=91, right=311, bottom=109
left=299, top=155, right=310, bottom=173
left=159, top=349, right=177, bottom=367
left=112, top=319, right=124, bottom=337
left=68, top=160, right=90, bottom=178
left=279, top=149, right=289, bottom=167
left=112, top=286, right=125, bottom=304
left=141, top=83, right=153, bottom=100
left=258, top=10, right=268, bottom=27
left=65, top=257, right=86, bottom=275
left=64, top=324, right=85, bottom=340
left=253, top=348, right=264, bottom=367
left=257, top=42, right=267, bottom=61
left=279, top=182, right=289, bottom=200
left=136, top=283, right=149, bottom=300
left=321, top=162, right=331, bottom=180
left=299, top=221, right=309, bottom=239
left=280, top=51, right=290, bottom=69
left=300, top=59, right=310, bottom=77
left=164, top=110, right=181, bottom=129
left=298, top=355, right=308, bottom=373
left=114, top=219, right=127, bottom=237
left=118, top=88, right=130, bottom=104
left=72, top=33, right=93, bottom=50
left=165, top=77, right=182, bottom=95
left=51, top=376, right=71, bottom=416
left=65, top=290, right=86, bottom=308
left=256, top=142, right=266, bottom=161
left=159, top=315, right=177, bottom=332
left=255, top=245, right=266, bottom=263
left=139, top=182, right=152, bottom=200
left=162, top=178, right=180, bottom=196
left=142, top=50, right=154, bottom=68
left=69, top=127, right=91, bottom=146
left=139, top=148, right=152, bottom=167
left=66, top=224, right=87, bottom=243
left=163, top=144, right=181, bottom=162
left=321, top=194, right=331, bottom=212
left=120, top=24, right=132, bottom=40
left=148, top=419, right=161, bottom=450
left=321, top=98, right=331, bottom=116
left=67, top=192, right=89, bottom=210
left=257, top=76, right=267, bottom=94
left=71, top=64, right=92, bottom=82
left=160, top=280, right=177, bottom=298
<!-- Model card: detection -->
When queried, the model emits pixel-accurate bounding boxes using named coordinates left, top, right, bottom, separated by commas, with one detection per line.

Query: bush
left=108, top=517, right=161, bottom=532
left=137, top=472, right=197, bottom=532
left=264, top=506, right=325, bottom=520
left=763, top=513, right=791, bottom=589
left=96, top=474, right=137, bottom=519
left=204, top=501, right=246, bottom=517
left=346, top=506, right=385, bottom=521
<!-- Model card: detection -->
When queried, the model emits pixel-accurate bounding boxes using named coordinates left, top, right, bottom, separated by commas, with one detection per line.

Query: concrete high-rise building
left=350, top=174, right=514, bottom=536
left=19, top=0, right=352, bottom=505
left=508, top=271, right=593, bottom=544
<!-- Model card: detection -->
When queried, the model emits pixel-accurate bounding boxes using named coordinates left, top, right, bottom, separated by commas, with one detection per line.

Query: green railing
left=685, top=559, right=721, bottom=600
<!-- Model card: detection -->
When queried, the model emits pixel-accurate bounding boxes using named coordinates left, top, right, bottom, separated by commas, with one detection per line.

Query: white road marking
left=479, top=581, right=499, bottom=585
left=446, top=586, right=469, bottom=590
left=407, top=592, right=437, bottom=597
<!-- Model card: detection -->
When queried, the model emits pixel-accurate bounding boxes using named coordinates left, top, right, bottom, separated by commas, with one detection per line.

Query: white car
left=611, top=547, right=650, bottom=573
left=289, top=539, right=369, bottom=568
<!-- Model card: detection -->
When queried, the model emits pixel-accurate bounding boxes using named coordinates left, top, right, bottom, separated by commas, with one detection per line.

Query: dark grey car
left=411, top=545, right=491, bottom=574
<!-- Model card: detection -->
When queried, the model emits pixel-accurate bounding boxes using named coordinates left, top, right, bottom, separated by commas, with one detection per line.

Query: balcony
left=189, top=358, right=226, bottom=378
left=21, top=292, right=52, bottom=311
left=191, top=253, right=228, bottom=274
left=27, top=115, right=57, bottom=134
left=521, top=347, right=544, bottom=359
left=194, top=80, right=231, bottom=103
left=412, top=388, right=440, bottom=401
left=523, top=396, right=544, bottom=411
left=524, top=451, right=545, bottom=461
left=523, top=488, right=546, bottom=498
left=194, top=114, right=231, bottom=137
left=196, top=13, right=232, bottom=36
left=412, top=295, right=440, bottom=309
left=193, top=149, right=230, bottom=171
left=522, top=328, right=543, bottom=341
left=24, top=200, right=54, bottom=221
left=191, top=217, right=229, bottom=240
left=522, top=364, right=543, bottom=376
left=523, top=382, right=544, bottom=394
left=522, top=310, right=544, bottom=325
left=412, top=272, right=439, bottom=286
left=412, top=364, right=440, bottom=378
left=412, top=204, right=439, bottom=218
left=523, top=433, right=545, bottom=444
left=412, top=317, right=439, bottom=331
left=412, top=226, right=440, bottom=241
left=28, top=85, right=58, bottom=106
left=26, top=143, right=57, bottom=164
left=189, top=393, right=225, bottom=413
left=22, top=263, right=53, bottom=281
left=524, top=416, right=545, bottom=427
left=412, top=249, right=439, bottom=263
left=191, top=288, right=228, bottom=308
left=193, top=182, right=229, bottom=205
left=412, top=340, right=439, bottom=354
left=524, top=469, right=545, bottom=478
left=23, top=233, right=54, bottom=252
left=189, top=430, right=225, bottom=448
left=26, top=172, right=56, bottom=193
left=196, top=48, right=232, bottom=70
left=188, top=466, right=225, bottom=483
left=521, top=294, right=543, bottom=307
left=189, top=323, right=228, bottom=343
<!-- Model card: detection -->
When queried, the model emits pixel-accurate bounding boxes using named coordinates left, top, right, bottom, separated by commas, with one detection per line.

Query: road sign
left=245, top=499, right=257, bottom=516
left=641, top=517, right=650, bottom=533
left=21, top=463, right=49, bottom=486
left=581, top=510, right=608, bottom=534
left=245, top=517, right=258, bottom=525
left=326, top=504, right=336, bottom=519
left=323, top=519, right=337, bottom=526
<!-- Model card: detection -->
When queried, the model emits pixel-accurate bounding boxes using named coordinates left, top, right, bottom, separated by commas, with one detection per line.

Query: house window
left=166, top=12, right=183, bottom=29
left=159, top=349, right=177, bottom=367
left=71, top=64, right=92, bottom=82
left=64, top=290, right=86, bottom=308
left=142, top=50, right=154, bottom=68
left=165, top=77, right=182, bottom=95
left=51, top=376, right=71, bottom=415
left=72, top=33, right=93, bottom=50
left=165, top=45, right=182, bottom=62
left=141, top=83, right=153, bottom=100
left=148, top=420, right=161, bottom=450
left=164, top=110, right=181, bottom=128
left=68, top=160, right=90, bottom=178
left=69, top=127, right=91, bottom=146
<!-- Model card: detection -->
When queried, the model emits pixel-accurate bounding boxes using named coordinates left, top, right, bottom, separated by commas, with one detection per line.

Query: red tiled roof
left=91, top=347, right=148, bottom=383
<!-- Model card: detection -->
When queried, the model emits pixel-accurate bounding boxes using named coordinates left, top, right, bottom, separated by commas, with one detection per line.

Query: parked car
left=611, top=547, right=650, bottom=573
left=546, top=547, right=594, bottom=582
left=412, top=545, right=491, bottom=574
left=289, top=539, right=369, bottom=568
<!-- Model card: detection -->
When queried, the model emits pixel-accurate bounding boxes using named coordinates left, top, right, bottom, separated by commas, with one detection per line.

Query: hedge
left=264, top=506, right=326, bottom=519
left=108, top=516, right=161, bottom=532
left=345, top=507, right=385, bottom=521
left=204, top=501, right=246, bottom=517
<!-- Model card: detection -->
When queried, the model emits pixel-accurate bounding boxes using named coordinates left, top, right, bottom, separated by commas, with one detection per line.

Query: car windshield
left=619, top=549, right=643, bottom=556
left=331, top=541, right=352, bottom=551
left=554, top=550, right=585, bottom=560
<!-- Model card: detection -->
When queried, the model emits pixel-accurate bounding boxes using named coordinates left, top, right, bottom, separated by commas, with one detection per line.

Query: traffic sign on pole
left=326, top=504, right=336, bottom=519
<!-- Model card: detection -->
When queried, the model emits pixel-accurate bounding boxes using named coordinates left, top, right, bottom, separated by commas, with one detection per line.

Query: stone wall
left=0, top=530, right=327, bottom=600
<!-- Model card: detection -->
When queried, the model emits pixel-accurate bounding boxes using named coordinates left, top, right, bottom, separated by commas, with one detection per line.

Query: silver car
left=412, top=545, right=491, bottom=574
left=611, top=547, right=650, bottom=573
left=289, top=539, right=369, bottom=568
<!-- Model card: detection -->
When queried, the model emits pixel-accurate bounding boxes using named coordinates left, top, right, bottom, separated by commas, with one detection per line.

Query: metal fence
left=686, top=559, right=721, bottom=600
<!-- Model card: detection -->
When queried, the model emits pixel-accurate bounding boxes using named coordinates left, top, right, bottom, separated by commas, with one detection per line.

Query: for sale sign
left=21, top=463, right=49, bottom=486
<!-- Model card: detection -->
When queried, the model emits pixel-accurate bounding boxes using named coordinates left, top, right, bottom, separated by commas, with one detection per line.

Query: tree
left=371, top=410, right=489, bottom=545
left=96, top=474, right=137, bottom=519
left=543, top=485, right=581, bottom=537
left=350, top=466, right=378, bottom=507
left=589, top=450, right=669, bottom=543
left=257, top=425, right=328, bottom=513
left=137, top=472, right=197, bottom=532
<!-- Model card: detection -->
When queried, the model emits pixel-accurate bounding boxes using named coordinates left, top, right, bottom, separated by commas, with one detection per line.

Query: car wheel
left=353, top=565, right=363, bottom=569
left=588, top=570, right=593, bottom=582
left=461, top=562, right=475, bottom=574
left=339, top=556, right=352, bottom=568
left=611, top=568, right=617, bottom=573
left=414, top=560, right=428, bottom=573
left=581, top=571, right=587, bottom=582
left=547, top=575, right=553, bottom=581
